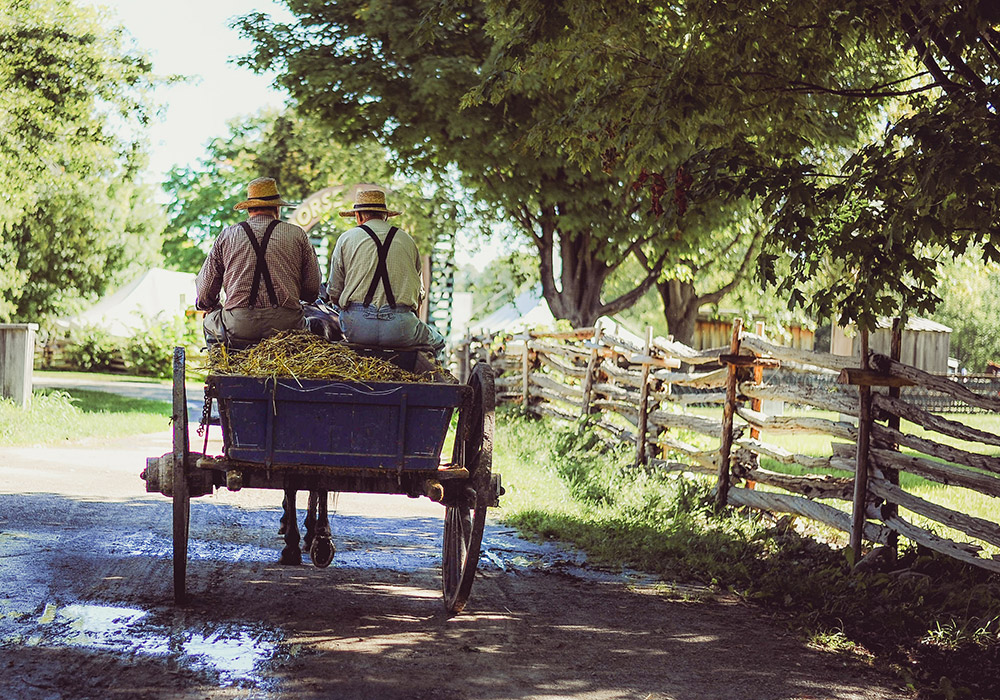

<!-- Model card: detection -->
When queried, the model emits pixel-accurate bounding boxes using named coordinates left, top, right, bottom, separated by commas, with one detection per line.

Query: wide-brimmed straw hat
left=234, top=177, right=292, bottom=211
left=339, top=189, right=401, bottom=218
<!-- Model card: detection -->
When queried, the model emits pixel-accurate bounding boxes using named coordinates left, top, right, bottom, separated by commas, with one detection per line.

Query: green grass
left=0, top=388, right=172, bottom=447
left=33, top=369, right=173, bottom=385
left=492, top=407, right=1000, bottom=698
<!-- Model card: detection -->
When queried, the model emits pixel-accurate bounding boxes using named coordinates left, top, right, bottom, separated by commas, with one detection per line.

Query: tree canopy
left=0, top=0, right=164, bottom=321
left=236, top=0, right=685, bottom=329
left=161, top=106, right=467, bottom=277
left=462, top=0, right=1000, bottom=330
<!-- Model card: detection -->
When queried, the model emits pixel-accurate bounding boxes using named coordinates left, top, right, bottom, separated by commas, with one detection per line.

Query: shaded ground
left=0, top=379, right=913, bottom=699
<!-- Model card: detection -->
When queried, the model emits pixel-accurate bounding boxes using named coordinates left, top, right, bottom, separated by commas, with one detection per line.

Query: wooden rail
left=456, top=317, right=1000, bottom=574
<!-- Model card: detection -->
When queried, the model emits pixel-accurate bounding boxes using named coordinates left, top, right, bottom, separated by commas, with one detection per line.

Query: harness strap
left=240, top=220, right=281, bottom=308
left=359, top=224, right=399, bottom=308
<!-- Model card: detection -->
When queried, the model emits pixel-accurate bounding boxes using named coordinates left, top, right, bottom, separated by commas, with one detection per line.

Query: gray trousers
left=203, top=306, right=304, bottom=346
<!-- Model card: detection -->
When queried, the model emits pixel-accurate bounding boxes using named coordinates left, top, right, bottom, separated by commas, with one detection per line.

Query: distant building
left=693, top=309, right=815, bottom=351
left=831, top=317, right=952, bottom=374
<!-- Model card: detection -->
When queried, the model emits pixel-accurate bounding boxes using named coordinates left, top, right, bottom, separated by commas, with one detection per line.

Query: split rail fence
left=455, top=320, right=1000, bottom=574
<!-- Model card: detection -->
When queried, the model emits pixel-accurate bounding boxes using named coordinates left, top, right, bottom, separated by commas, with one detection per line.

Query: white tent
left=58, top=268, right=196, bottom=337
left=470, top=287, right=555, bottom=335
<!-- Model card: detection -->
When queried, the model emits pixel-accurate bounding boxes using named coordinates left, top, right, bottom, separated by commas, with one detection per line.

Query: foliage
left=235, top=1, right=690, bottom=328
left=61, top=324, right=120, bottom=373
left=161, top=106, right=464, bottom=274
left=51, top=316, right=200, bottom=378
left=459, top=249, right=540, bottom=320
left=459, top=0, right=1000, bottom=331
left=0, top=0, right=165, bottom=321
left=931, top=254, right=1000, bottom=372
left=494, top=408, right=1000, bottom=698
left=0, top=388, right=170, bottom=446
left=121, top=316, right=201, bottom=378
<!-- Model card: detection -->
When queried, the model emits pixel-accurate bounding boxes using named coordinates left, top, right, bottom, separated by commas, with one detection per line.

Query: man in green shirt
left=327, top=189, right=445, bottom=356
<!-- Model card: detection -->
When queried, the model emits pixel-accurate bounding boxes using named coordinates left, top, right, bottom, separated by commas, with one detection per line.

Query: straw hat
left=339, top=189, right=401, bottom=218
left=234, top=177, right=292, bottom=211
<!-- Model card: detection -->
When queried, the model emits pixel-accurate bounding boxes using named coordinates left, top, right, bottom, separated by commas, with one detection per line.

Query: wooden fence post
left=581, top=323, right=602, bottom=419
left=850, top=328, right=873, bottom=562
left=521, top=333, right=531, bottom=410
left=745, top=321, right=767, bottom=489
left=884, top=318, right=903, bottom=559
left=717, top=318, right=744, bottom=510
left=635, top=326, right=654, bottom=467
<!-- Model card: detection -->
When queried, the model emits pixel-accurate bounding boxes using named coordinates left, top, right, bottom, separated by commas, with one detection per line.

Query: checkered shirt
left=196, top=214, right=321, bottom=310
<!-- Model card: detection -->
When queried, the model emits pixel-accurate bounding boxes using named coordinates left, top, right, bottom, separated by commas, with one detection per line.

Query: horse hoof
left=310, top=538, right=335, bottom=568
left=279, top=546, right=302, bottom=565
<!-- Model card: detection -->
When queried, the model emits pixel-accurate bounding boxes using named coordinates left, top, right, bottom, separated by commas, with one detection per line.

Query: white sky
left=86, top=0, right=293, bottom=183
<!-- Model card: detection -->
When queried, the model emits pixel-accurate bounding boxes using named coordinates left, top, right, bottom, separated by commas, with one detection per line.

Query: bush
left=121, top=316, right=201, bottom=378
left=62, top=324, right=121, bottom=372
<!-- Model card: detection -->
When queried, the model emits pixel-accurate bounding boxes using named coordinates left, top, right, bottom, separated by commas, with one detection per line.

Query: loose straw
left=202, top=330, right=440, bottom=384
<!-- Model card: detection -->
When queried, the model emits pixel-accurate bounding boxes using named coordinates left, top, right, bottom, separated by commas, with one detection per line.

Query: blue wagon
left=143, top=347, right=500, bottom=614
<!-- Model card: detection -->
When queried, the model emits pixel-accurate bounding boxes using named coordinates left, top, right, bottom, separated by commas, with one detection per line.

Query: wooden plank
left=592, top=382, right=636, bottom=402
left=872, top=393, right=1000, bottom=448
left=872, top=423, right=1000, bottom=475
left=651, top=337, right=728, bottom=365
left=869, top=478, right=1000, bottom=550
left=717, top=319, right=743, bottom=508
left=727, top=487, right=891, bottom=544
left=851, top=329, right=873, bottom=560
left=629, top=353, right=682, bottom=369
left=737, top=466, right=854, bottom=500
left=882, top=514, right=1000, bottom=574
left=527, top=385, right=582, bottom=410
left=530, top=329, right=596, bottom=341
left=837, top=368, right=915, bottom=387
left=719, top=354, right=782, bottom=368
left=869, top=447, right=1000, bottom=498
left=636, top=326, right=654, bottom=466
left=529, top=373, right=583, bottom=400
left=648, top=409, right=728, bottom=438
left=649, top=457, right=717, bottom=476
left=580, top=323, right=602, bottom=420
left=653, top=367, right=729, bottom=388
left=537, top=351, right=587, bottom=379
left=601, top=361, right=644, bottom=388
left=740, top=333, right=859, bottom=372
left=871, top=353, right=1000, bottom=412
left=736, top=406, right=858, bottom=441
left=735, top=437, right=833, bottom=472
left=529, top=340, right=592, bottom=362
left=739, top=382, right=858, bottom=416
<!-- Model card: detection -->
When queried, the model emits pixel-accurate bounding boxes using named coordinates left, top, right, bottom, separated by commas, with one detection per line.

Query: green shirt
left=327, top=218, right=423, bottom=310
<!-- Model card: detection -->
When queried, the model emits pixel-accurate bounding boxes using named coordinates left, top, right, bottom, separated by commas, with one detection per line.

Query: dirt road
left=1, top=386, right=913, bottom=699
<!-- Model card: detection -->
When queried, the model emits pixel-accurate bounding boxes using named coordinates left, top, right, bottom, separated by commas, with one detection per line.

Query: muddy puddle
left=1, top=601, right=284, bottom=689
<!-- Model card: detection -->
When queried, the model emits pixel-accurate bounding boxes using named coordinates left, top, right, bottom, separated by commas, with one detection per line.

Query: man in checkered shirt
left=196, top=177, right=321, bottom=346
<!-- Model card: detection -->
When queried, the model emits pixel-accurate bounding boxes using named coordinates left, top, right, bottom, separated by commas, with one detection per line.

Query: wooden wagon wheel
left=171, top=346, right=191, bottom=603
left=442, top=362, right=495, bottom=614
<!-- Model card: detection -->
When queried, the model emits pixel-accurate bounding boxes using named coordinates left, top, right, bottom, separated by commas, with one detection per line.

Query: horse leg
left=279, top=487, right=302, bottom=565
left=309, top=489, right=335, bottom=568
left=278, top=492, right=288, bottom=535
left=304, top=490, right=318, bottom=551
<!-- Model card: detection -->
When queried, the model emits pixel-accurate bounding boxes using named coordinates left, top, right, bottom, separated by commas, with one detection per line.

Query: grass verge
left=493, top=407, right=1000, bottom=699
left=0, top=389, right=172, bottom=447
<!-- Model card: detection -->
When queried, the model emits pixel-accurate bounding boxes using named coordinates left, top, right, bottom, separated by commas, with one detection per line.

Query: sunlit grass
left=0, top=389, right=171, bottom=447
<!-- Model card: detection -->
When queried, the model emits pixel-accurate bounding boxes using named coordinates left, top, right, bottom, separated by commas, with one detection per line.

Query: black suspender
left=359, top=224, right=399, bottom=308
left=240, top=220, right=281, bottom=308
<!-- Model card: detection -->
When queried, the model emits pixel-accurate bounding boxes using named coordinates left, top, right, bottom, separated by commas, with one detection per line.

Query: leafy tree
left=236, top=1, right=679, bottom=329
left=0, top=0, right=164, bottom=321
left=931, top=253, right=1000, bottom=372
left=162, top=107, right=465, bottom=274
left=463, top=0, right=1000, bottom=330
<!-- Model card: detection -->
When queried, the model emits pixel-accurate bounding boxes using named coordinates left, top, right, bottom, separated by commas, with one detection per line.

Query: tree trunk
left=657, top=278, right=701, bottom=347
